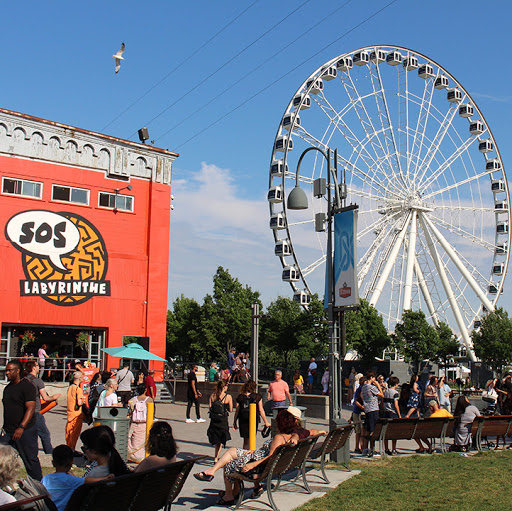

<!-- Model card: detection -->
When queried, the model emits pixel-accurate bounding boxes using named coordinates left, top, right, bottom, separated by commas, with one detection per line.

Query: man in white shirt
left=307, top=358, right=317, bottom=394
left=115, top=363, right=134, bottom=407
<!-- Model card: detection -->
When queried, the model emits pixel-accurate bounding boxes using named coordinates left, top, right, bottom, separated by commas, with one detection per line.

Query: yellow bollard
left=249, top=403, right=257, bottom=450
left=145, top=401, right=155, bottom=457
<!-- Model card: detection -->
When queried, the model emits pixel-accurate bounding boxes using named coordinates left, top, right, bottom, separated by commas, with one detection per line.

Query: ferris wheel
left=268, top=45, right=510, bottom=357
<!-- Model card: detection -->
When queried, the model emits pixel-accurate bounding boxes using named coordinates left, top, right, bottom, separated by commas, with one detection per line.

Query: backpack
left=15, top=475, right=55, bottom=511
left=209, top=398, right=227, bottom=420
left=132, top=397, right=148, bottom=423
left=239, top=394, right=257, bottom=422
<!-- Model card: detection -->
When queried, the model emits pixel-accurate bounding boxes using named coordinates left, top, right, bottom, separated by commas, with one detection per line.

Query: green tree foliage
left=432, top=321, right=460, bottom=370
left=472, top=307, right=512, bottom=374
left=394, top=310, right=438, bottom=371
left=166, top=294, right=202, bottom=360
left=260, top=294, right=328, bottom=368
left=345, top=299, right=390, bottom=368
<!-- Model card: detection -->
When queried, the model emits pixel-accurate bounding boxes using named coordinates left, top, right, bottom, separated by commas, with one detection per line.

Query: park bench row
left=362, top=415, right=512, bottom=455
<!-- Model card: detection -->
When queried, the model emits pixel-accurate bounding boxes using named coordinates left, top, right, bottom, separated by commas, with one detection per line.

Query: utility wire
left=101, top=0, right=262, bottom=132
left=128, top=0, right=313, bottom=139
left=173, top=0, right=399, bottom=151
left=156, top=0, right=353, bottom=142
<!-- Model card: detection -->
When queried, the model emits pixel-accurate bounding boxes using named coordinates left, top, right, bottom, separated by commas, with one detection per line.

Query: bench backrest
left=321, top=425, right=353, bottom=456
left=413, top=418, right=450, bottom=439
left=381, top=418, right=418, bottom=441
left=287, top=436, right=319, bottom=471
left=477, top=415, right=512, bottom=437
left=0, top=494, right=56, bottom=511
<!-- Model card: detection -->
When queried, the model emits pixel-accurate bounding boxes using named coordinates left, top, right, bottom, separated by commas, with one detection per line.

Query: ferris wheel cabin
left=418, top=64, right=435, bottom=79
left=267, top=186, right=283, bottom=203
left=336, top=56, right=353, bottom=72
left=403, top=56, right=419, bottom=70
left=293, top=290, right=311, bottom=305
left=306, top=79, right=324, bottom=94
left=282, top=114, right=301, bottom=131
left=491, top=179, right=505, bottom=193
left=370, top=49, right=387, bottom=64
left=496, top=242, right=508, bottom=255
left=275, top=240, right=291, bottom=256
left=496, top=221, right=509, bottom=234
left=353, top=51, right=369, bottom=66
left=322, top=66, right=337, bottom=81
left=459, top=104, right=474, bottom=118
left=469, top=121, right=485, bottom=136
left=434, top=75, right=449, bottom=89
left=479, top=140, right=494, bottom=153
left=495, top=200, right=508, bottom=211
left=386, top=51, right=403, bottom=66
left=275, top=136, right=293, bottom=152
left=270, top=213, right=286, bottom=230
left=488, top=284, right=499, bottom=294
left=447, top=88, right=463, bottom=102
left=493, top=262, right=505, bottom=275
left=282, top=266, right=299, bottom=282
left=486, top=159, right=501, bottom=171
left=270, top=160, right=288, bottom=177
left=293, top=94, right=311, bottom=110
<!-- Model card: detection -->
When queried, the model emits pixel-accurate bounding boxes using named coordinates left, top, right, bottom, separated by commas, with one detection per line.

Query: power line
left=155, top=0, right=353, bottom=142
left=100, top=0, right=262, bottom=132
left=128, top=0, right=313, bottom=139
left=173, top=0, right=400, bottom=151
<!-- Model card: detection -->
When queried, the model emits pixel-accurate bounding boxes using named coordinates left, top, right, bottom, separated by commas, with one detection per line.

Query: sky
left=2, top=0, right=512, bottom=331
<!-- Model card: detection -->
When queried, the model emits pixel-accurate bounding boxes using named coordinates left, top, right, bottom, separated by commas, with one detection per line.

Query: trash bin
left=330, top=417, right=350, bottom=464
left=94, top=406, right=130, bottom=461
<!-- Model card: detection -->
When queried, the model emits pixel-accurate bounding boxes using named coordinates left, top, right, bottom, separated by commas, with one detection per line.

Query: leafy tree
left=394, top=310, right=438, bottom=371
left=432, top=321, right=460, bottom=370
left=472, top=307, right=512, bottom=374
left=199, top=266, right=261, bottom=359
left=260, top=294, right=328, bottom=368
left=345, top=299, right=390, bottom=368
left=166, top=294, right=202, bottom=360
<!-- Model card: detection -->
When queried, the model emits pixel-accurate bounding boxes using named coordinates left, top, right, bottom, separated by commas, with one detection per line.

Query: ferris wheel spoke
left=287, top=219, right=315, bottom=227
left=434, top=205, right=496, bottom=213
left=371, top=62, right=407, bottom=186
left=421, top=213, right=494, bottom=311
left=403, top=210, right=418, bottom=310
left=301, top=254, right=327, bottom=277
left=358, top=211, right=401, bottom=239
left=369, top=211, right=412, bottom=307
left=413, top=252, right=439, bottom=324
left=429, top=215, right=496, bottom=251
left=420, top=135, right=479, bottom=192
left=415, top=102, right=459, bottom=185
left=418, top=212, right=475, bottom=360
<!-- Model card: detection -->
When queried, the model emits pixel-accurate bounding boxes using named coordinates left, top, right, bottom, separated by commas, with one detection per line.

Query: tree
left=260, top=294, right=328, bottom=369
left=432, top=321, right=460, bottom=371
left=345, top=299, right=390, bottom=368
left=472, top=307, right=512, bottom=374
left=166, top=294, right=202, bottom=360
left=394, top=310, right=438, bottom=371
left=199, top=266, right=261, bottom=359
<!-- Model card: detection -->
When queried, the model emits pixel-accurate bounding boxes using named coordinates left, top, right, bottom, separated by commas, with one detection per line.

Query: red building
left=0, top=108, right=178, bottom=378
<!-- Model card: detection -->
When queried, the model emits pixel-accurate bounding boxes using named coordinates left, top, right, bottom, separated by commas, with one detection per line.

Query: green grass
left=298, top=451, right=512, bottom=511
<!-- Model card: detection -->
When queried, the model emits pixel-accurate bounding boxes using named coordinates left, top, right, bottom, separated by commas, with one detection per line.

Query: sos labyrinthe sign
left=5, top=210, right=110, bottom=306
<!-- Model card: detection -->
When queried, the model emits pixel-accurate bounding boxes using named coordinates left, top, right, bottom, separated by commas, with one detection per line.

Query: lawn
left=298, top=451, right=512, bottom=511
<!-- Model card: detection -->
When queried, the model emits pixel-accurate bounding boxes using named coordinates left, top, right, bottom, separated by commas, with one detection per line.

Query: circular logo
left=20, top=212, right=108, bottom=306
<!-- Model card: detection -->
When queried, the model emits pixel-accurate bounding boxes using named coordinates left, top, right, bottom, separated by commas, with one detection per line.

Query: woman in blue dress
left=405, top=374, right=421, bottom=418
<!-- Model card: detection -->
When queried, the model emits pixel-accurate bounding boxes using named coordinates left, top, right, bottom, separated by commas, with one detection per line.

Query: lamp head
left=287, top=185, right=309, bottom=210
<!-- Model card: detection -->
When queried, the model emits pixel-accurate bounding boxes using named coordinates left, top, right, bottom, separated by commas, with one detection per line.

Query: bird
left=113, top=42, right=125, bottom=74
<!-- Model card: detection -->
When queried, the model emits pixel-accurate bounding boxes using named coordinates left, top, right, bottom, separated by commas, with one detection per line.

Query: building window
left=99, top=192, right=134, bottom=212
left=52, top=185, right=89, bottom=205
left=2, top=177, right=42, bottom=198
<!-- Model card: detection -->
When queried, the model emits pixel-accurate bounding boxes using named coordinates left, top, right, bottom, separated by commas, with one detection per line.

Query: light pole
left=287, top=146, right=357, bottom=461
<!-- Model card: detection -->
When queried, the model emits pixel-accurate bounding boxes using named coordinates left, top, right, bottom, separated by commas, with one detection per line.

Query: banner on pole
left=334, top=208, right=359, bottom=307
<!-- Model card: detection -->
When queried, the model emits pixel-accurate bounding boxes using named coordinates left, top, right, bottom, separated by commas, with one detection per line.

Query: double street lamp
left=288, top=146, right=358, bottom=458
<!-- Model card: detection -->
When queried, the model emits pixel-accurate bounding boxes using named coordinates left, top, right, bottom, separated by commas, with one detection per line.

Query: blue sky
left=2, top=0, right=512, bottom=328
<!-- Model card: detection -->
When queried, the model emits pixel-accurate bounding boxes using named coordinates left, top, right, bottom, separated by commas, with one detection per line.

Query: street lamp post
left=288, top=146, right=355, bottom=461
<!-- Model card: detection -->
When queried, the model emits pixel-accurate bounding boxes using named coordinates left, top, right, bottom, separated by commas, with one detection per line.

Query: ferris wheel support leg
left=370, top=211, right=412, bottom=308
left=421, top=213, right=495, bottom=313
left=403, top=211, right=418, bottom=311
left=418, top=213, right=476, bottom=361
left=413, top=254, right=439, bottom=325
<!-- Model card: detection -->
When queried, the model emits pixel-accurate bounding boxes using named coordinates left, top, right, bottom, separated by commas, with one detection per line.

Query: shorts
left=350, top=412, right=362, bottom=434
left=364, top=410, right=380, bottom=433
left=307, top=375, right=314, bottom=385
left=272, top=400, right=286, bottom=409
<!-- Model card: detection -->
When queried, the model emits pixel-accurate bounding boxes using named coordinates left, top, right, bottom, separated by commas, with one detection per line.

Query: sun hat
left=287, top=406, right=302, bottom=420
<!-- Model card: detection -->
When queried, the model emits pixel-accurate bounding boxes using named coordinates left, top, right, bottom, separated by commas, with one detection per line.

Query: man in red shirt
left=267, top=370, right=292, bottom=409
left=144, top=370, right=157, bottom=400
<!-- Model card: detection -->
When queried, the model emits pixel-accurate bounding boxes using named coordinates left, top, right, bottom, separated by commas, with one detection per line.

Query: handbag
left=261, top=425, right=271, bottom=438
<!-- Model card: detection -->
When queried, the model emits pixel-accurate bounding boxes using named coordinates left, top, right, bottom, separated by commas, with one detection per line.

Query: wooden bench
left=305, top=424, right=353, bottom=482
left=230, top=435, right=320, bottom=511
left=473, top=415, right=512, bottom=451
left=64, top=456, right=205, bottom=511
left=0, top=494, right=58, bottom=511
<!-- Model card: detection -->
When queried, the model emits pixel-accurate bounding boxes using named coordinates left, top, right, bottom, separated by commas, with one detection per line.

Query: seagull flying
left=113, top=43, right=125, bottom=74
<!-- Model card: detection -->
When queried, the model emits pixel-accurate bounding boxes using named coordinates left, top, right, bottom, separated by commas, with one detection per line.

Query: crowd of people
left=349, top=370, right=512, bottom=457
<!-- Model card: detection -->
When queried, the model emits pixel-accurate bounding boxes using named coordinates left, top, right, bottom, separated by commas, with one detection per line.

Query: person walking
left=66, top=371, right=85, bottom=453
left=186, top=365, right=205, bottom=423
left=37, top=344, right=49, bottom=379
left=321, top=369, right=330, bottom=395
left=438, top=375, right=453, bottom=412
left=127, top=384, right=153, bottom=463
left=267, top=370, right=292, bottom=409
left=233, top=380, right=271, bottom=449
left=115, top=363, right=135, bottom=407
left=144, top=370, right=157, bottom=401
left=0, top=359, right=42, bottom=480
left=207, top=380, right=233, bottom=462
left=360, top=371, right=384, bottom=457
left=25, top=360, right=61, bottom=455
left=307, top=358, right=317, bottom=394
left=227, top=348, right=236, bottom=375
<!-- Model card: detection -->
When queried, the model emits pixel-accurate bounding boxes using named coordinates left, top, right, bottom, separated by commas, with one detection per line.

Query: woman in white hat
left=287, top=406, right=327, bottom=439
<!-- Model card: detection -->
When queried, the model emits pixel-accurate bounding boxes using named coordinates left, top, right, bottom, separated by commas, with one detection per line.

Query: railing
left=10, top=356, right=100, bottom=382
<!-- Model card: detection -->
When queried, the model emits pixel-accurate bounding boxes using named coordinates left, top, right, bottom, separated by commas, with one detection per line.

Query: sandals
left=194, top=472, right=214, bottom=482
left=216, top=497, right=235, bottom=506
left=250, top=487, right=264, bottom=499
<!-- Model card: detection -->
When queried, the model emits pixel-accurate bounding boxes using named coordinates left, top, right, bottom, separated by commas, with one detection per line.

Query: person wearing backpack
left=207, top=380, right=233, bottom=462
left=233, top=380, right=270, bottom=449
left=127, top=384, right=153, bottom=463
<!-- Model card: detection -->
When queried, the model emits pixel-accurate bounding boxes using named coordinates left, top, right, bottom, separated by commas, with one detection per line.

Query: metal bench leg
left=319, top=454, right=329, bottom=484
left=274, top=475, right=282, bottom=491
left=301, top=463, right=312, bottom=494
left=266, top=474, right=279, bottom=511
left=234, top=481, right=245, bottom=510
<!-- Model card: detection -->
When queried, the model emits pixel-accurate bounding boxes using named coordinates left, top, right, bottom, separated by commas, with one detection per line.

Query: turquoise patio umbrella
left=101, top=343, right=166, bottom=362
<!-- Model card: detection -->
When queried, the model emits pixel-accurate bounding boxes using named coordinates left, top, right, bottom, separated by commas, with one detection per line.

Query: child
left=293, top=369, right=304, bottom=394
left=42, top=445, right=109, bottom=511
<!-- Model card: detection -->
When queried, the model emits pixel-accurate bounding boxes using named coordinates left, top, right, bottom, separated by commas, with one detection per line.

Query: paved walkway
left=0, top=394, right=439, bottom=510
